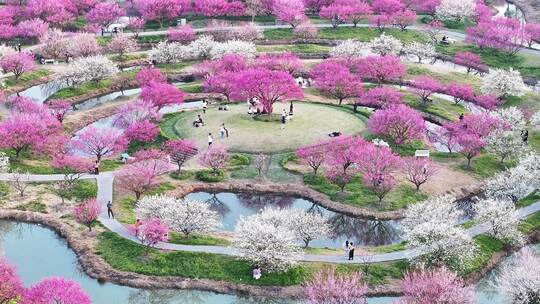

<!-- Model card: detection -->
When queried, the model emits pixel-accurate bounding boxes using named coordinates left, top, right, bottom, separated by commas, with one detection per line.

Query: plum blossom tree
left=294, top=21, right=319, bottom=39
left=474, top=198, right=524, bottom=245
left=311, top=61, right=364, bottom=104
left=319, top=0, right=355, bottom=28
left=17, top=18, right=49, bottom=41
left=135, top=195, right=221, bottom=236
left=273, top=0, right=306, bottom=28
left=398, top=267, right=475, bottom=304
left=233, top=209, right=302, bottom=272
left=254, top=52, right=304, bottom=75
left=292, top=210, right=331, bottom=247
left=403, top=157, right=438, bottom=190
left=127, top=17, right=145, bottom=39
left=47, top=99, right=71, bottom=123
left=324, top=136, right=366, bottom=191
left=135, top=67, right=166, bottom=87
left=108, top=35, right=138, bottom=62
left=198, top=144, right=229, bottom=174
left=86, top=1, right=125, bottom=29
left=359, top=86, right=404, bottom=108
left=454, top=51, right=487, bottom=74
left=231, top=68, right=303, bottom=114
left=330, top=39, right=366, bottom=58
left=0, top=258, right=24, bottom=304
left=456, top=132, right=485, bottom=168
left=124, top=120, right=160, bottom=143
left=392, top=9, right=416, bottom=31
left=114, top=99, right=162, bottom=129
left=23, top=278, right=90, bottom=304
left=368, top=104, right=426, bottom=145
left=65, top=33, right=101, bottom=59
left=481, top=68, right=526, bottom=99
left=209, top=40, right=257, bottom=59
left=524, top=23, right=540, bottom=47
left=403, top=42, right=435, bottom=63
left=497, top=247, right=540, bottom=304
left=140, top=81, right=186, bottom=110
left=61, top=56, right=118, bottom=85
left=305, top=269, right=368, bottom=304
left=0, top=52, right=35, bottom=81
left=25, top=0, right=77, bottom=28
left=357, top=144, right=401, bottom=202
left=136, top=218, right=169, bottom=248
left=203, top=71, right=237, bottom=102
left=70, top=126, right=127, bottom=162
left=168, top=24, right=196, bottom=44
left=356, top=55, right=406, bottom=85
left=116, top=149, right=174, bottom=199
left=369, top=33, right=402, bottom=56
left=73, top=198, right=101, bottom=231
left=196, top=54, right=248, bottom=77
left=51, top=154, right=93, bottom=202
left=435, top=0, right=476, bottom=22
left=134, top=0, right=190, bottom=28
left=164, top=139, right=198, bottom=173
left=296, top=141, right=327, bottom=175
left=411, top=76, right=442, bottom=103
left=445, top=83, right=475, bottom=104
left=486, top=129, right=528, bottom=164
left=193, top=0, right=245, bottom=16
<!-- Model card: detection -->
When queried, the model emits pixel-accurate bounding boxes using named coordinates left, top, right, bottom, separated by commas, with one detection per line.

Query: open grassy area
left=49, top=79, right=114, bottom=100
left=169, top=232, right=231, bottom=246
left=3, top=69, right=52, bottom=88
left=256, top=44, right=332, bottom=54
left=404, top=93, right=467, bottom=121
left=457, top=154, right=517, bottom=178
left=160, top=102, right=367, bottom=153
left=406, top=65, right=483, bottom=90
left=264, top=27, right=429, bottom=43
left=176, top=81, right=203, bottom=93
left=97, top=231, right=408, bottom=286
left=304, top=174, right=428, bottom=211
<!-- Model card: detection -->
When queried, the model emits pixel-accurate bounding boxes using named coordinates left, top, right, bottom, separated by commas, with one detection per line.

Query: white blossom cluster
left=474, top=198, right=524, bottom=245
left=435, top=0, right=476, bottom=22
left=481, top=68, right=526, bottom=98
left=209, top=40, right=257, bottom=59
left=233, top=207, right=330, bottom=272
left=403, top=42, right=436, bottom=63
left=0, top=152, right=9, bottom=173
left=530, top=111, right=540, bottom=127
left=148, top=41, right=198, bottom=63
left=135, top=194, right=221, bottom=236
left=485, top=153, right=540, bottom=202
left=403, top=195, right=477, bottom=270
left=369, top=33, right=402, bottom=56
left=497, top=247, right=540, bottom=304
left=486, top=129, right=529, bottom=163
left=60, top=55, right=118, bottom=85
left=330, top=39, right=367, bottom=58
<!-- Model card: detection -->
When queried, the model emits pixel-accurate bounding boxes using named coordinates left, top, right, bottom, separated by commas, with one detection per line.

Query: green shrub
left=195, top=169, right=226, bottom=182
left=170, top=171, right=194, bottom=180
left=16, top=200, right=47, bottom=213
left=229, top=154, right=251, bottom=167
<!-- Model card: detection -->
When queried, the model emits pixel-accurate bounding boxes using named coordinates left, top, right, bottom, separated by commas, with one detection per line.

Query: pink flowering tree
left=23, top=277, right=91, bottom=304
left=411, top=76, right=442, bottom=103
left=425, top=20, right=443, bottom=44
left=356, top=55, right=406, bottom=85
left=454, top=52, right=487, bottom=74
left=429, top=122, right=460, bottom=153
left=319, top=0, right=353, bottom=28
left=311, top=61, right=364, bottom=104
left=17, top=18, right=49, bottom=42
left=25, top=0, right=77, bottom=28
left=136, top=67, right=167, bottom=87
left=141, top=81, right=186, bottom=111
left=203, top=72, right=237, bottom=102
left=86, top=1, right=125, bottom=29
left=198, top=145, right=230, bottom=174
left=371, top=0, right=404, bottom=15
left=273, top=0, right=306, bottom=28
left=164, top=139, right=199, bottom=173
left=0, top=52, right=36, bottom=82
left=114, top=99, right=162, bottom=129
left=197, top=54, right=248, bottom=77
left=134, top=0, right=191, bottom=28
left=445, top=83, right=475, bottom=104
left=359, top=86, right=404, bottom=108
left=466, top=18, right=527, bottom=55
left=254, top=53, right=304, bottom=75
left=304, top=0, right=334, bottom=13
left=73, top=198, right=101, bottom=231
left=294, top=21, right=319, bottom=39
left=136, top=218, right=169, bottom=249
left=345, top=0, right=373, bottom=27
left=368, top=104, right=426, bottom=145
left=51, top=154, right=93, bottom=202
left=231, top=68, right=304, bottom=114
left=357, top=143, right=401, bottom=201
left=47, top=99, right=71, bottom=123
left=325, top=136, right=366, bottom=191
left=296, top=141, right=327, bottom=175
left=398, top=267, right=474, bottom=304
left=474, top=94, right=501, bottom=110
left=524, top=23, right=540, bottom=47
left=127, top=17, right=146, bottom=38
left=124, top=120, right=160, bottom=143
left=116, top=149, right=174, bottom=199
left=304, top=269, right=368, bottom=304
left=70, top=127, right=128, bottom=162
left=193, top=0, right=245, bottom=16
left=392, top=9, right=416, bottom=31
left=168, top=24, right=196, bottom=44
left=370, top=14, right=394, bottom=32
left=403, top=157, right=438, bottom=190
left=0, top=258, right=24, bottom=304
left=325, top=166, right=356, bottom=192
left=456, top=132, right=484, bottom=168
left=108, top=35, right=138, bottom=61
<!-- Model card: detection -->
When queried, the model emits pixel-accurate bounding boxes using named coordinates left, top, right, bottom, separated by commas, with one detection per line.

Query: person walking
left=202, top=100, right=208, bottom=113
left=459, top=113, right=464, bottom=121
left=289, top=101, right=294, bottom=116
left=208, top=133, right=213, bottom=146
left=522, top=129, right=529, bottom=144
left=281, top=109, right=287, bottom=124
left=107, top=201, right=114, bottom=218
left=252, top=266, right=262, bottom=280
left=348, top=242, right=355, bottom=261
left=134, top=219, right=141, bottom=236
left=220, top=123, right=226, bottom=139
left=94, top=161, right=99, bottom=175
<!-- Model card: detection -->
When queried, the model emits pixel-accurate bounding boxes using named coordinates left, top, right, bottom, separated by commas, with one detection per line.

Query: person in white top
left=208, top=133, right=213, bottom=146
left=220, top=123, right=226, bottom=139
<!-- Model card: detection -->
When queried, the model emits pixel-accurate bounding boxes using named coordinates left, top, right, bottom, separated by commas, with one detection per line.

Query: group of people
left=207, top=123, right=229, bottom=146
left=344, top=240, right=355, bottom=260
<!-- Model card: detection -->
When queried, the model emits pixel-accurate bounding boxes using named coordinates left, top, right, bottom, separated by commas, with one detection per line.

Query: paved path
left=1, top=172, right=539, bottom=264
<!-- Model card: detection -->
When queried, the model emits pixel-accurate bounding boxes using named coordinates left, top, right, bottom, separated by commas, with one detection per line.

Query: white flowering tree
left=486, top=129, right=528, bottom=163
left=188, top=35, right=215, bottom=59
left=135, top=195, right=220, bottom=236
left=474, top=198, right=524, bottom=245
left=209, top=40, right=257, bottom=60
left=530, top=111, right=540, bottom=128
left=497, top=247, right=540, bottom=304
left=292, top=211, right=331, bottom=248
left=491, top=107, right=527, bottom=132
left=481, top=68, right=526, bottom=98
left=435, top=0, right=476, bottom=22
left=403, top=195, right=477, bottom=270
left=60, top=55, right=118, bottom=85
left=330, top=39, right=366, bottom=58
left=233, top=211, right=302, bottom=272
left=0, top=152, right=9, bottom=173
left=403, top=42, right=436, bottom=63
left=369, top=33, right=402, bottom=56
left=149, top=42, right=196, bottom=64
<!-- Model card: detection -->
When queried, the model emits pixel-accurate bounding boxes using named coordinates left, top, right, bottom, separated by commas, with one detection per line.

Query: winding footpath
left=0, top=172, right=539, bottom=264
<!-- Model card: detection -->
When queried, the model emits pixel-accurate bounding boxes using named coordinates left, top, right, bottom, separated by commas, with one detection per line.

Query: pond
left=1, top=220, right=537, bottom=304
left=185, top=192, right=403, bottom=248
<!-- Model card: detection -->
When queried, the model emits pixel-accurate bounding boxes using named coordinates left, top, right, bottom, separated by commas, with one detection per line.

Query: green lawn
left=49, top=79, right=114, bottom=100
left=169, top=232, right=231, bottom=246
left=264, top=27, right=429, bottom=43
left=404, top=93, right=467, bottom=121
left=160, top=102, right=367, bottom=153
left=304, top=174, right=427, bottom=211
left=176, top=82, right=203, bottom=93
left=406, top=64, right=483, bottom=91
left=256, top=44, right=332, bottom=54
left=457, top=154, right=517, bottom=178
left=3, top=69, right=52, bottom=88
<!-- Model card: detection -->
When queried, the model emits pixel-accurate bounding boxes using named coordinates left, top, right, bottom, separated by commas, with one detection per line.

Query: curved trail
left=0, top=172, right=539, bottom=264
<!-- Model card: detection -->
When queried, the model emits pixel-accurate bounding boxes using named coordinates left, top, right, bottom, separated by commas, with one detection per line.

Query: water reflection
left=185, top=192, right=403, bottom=248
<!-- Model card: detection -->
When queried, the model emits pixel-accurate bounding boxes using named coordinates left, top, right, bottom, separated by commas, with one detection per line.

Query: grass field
left=160, top=102, right=367, bottom=153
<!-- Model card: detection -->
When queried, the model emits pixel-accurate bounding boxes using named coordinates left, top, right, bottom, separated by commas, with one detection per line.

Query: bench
left=42, top=59, right=56, bottom=65
left=415, top=150, right=430, bottom=158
